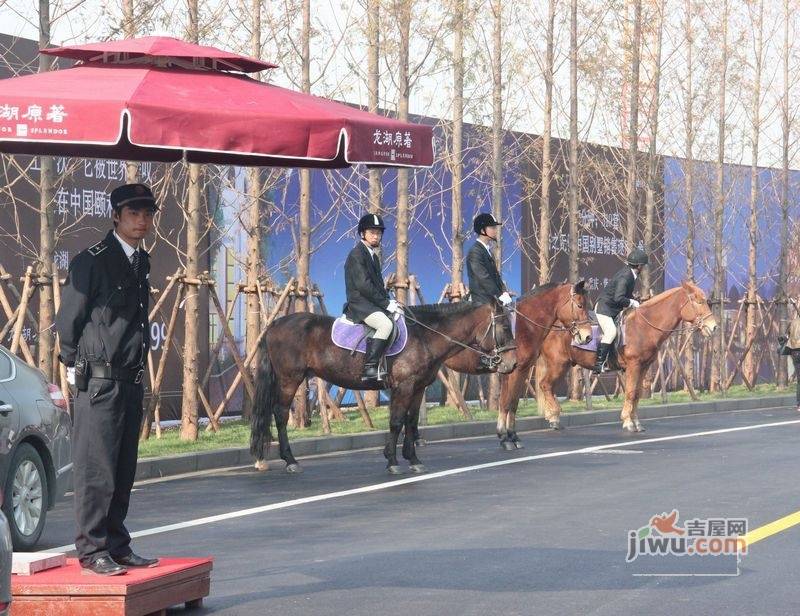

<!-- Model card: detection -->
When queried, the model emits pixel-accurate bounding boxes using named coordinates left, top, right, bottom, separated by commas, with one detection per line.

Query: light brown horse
left=444, top=281, right=593, bottom=449
left=536, top=280, right=717, bottom=432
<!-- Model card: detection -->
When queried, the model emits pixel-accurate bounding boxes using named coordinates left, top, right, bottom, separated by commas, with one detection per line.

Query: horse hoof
left=501, top=440, right=516, bottom=451
left=549, top=421, right=563, bottom=431
left=409, top=464, right=427, bottom=474
left=415, top=438, right=428, bottom=448
left=513, top=440, right=525, bottom=450
left=387, top=465, right=404, bottom=475
left=622, top=422, right=636, bottom=432
left=254, top=459, right=269, bottom=471
left=635, top=423, right=646, bottom=433
left=286, top=463, right=303, bottom=474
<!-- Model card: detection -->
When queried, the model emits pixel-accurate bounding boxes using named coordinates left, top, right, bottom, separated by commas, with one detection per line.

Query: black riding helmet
left=357, top=213, right=386, bottom=235
left=473, top=212, right=501, bottom=235
left=626, top=248, right=649, bottom=266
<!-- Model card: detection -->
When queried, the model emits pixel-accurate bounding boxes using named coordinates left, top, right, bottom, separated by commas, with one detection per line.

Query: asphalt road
left=36, top=404, right=800, bottom=615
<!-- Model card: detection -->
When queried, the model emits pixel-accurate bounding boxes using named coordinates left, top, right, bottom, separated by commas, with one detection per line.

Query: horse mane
left=404, top=301, right=481, bottom=327
left=519, top=282, right=560, bottom=300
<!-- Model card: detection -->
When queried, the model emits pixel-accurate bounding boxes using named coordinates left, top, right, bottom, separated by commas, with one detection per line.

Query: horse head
left=681, top=280, right=717, bottom=337
left=555, top=279, right=593, bottom=345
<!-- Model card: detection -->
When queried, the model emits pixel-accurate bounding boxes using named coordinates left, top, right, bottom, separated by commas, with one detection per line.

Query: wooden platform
left=11, top=557, right=212, bottom=616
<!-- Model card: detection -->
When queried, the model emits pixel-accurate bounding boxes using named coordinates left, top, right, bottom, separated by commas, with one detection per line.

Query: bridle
left=400, top=303, right=516, bottom=369
left=514, top=290, right=592, bottom=340
left=636, top=289, right=715, bottom=335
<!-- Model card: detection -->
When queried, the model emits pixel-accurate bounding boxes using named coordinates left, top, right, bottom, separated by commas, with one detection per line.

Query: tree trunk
left=683, top=2, right=695, bottom=390
left=625, top=0, right=642, bottom=252
left=37, top=0, right=55, bottom=380
left=394, top=0, right=411, bottom=305
left=568, top=0, right=579, bottom=284
left=367, top=0, right=382, bottom=217
left=711, top=0, right=728, bottom=393
left=180, top=0, right=201, bottom=441
left=244, top=0, right=263, bottom=419
left=641, top=0, right=664, bottom=297
left=538, top=0, right=555, bottom=286
left=488, top=0, right=503, bottom=411
left=778, top=0, right=790, bottom=389
left=451, top=0, right=465, bottom=292
left=744, top=0, right=763, bottom=387
left=292, top=0, right=312, bottom=428
left=122, top=0, right=138, bottom=182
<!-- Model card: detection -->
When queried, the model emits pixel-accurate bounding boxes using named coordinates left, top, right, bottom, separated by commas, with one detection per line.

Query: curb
left=135, top=394, right=797, bottom=481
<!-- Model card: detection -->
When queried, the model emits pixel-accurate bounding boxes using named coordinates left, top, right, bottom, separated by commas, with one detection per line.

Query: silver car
left=0, top=345, right=72, bottom=551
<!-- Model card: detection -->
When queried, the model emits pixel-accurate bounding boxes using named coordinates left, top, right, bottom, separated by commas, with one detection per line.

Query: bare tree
left=450, top=0, right=466, bottom=293
left=743, top=0, right=764, bottom=387
left=367, top=0, right=382, bottom=216
left=180, top=0, right=203, bottom=440
left=711, top=0, right=729, bottom=393
left=538, top=0, right=556, bottom=285
left=625, top=0, right=642, bottom=253
left=777, top=0, right=792, bottom=389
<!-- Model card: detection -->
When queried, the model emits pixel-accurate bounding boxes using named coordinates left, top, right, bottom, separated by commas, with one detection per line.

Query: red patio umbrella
left=0, top=36, right=433, bottom=168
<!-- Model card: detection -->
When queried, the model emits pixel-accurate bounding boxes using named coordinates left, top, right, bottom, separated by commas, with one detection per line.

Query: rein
left=634, top=290, right=713, bottom=335
left=401, top=305, right=515, bottom=368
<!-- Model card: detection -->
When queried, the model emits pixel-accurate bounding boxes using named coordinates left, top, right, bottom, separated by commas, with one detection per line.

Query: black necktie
left=372, top=252, right=380, bottom=270
left=131, top=250, right=141, bottom=277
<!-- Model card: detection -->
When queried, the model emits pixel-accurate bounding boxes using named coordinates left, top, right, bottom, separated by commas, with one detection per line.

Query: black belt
left=88, top=362, right=145, bottom=384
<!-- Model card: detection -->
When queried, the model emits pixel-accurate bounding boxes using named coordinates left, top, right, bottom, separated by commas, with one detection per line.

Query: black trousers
left=793, top=351, right=800, bottom=406
left=73, top=377, right=143, bottom=564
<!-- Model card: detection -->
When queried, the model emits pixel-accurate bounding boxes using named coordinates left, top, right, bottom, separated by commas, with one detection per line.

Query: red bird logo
left=650, top=510, right=685, bottom=536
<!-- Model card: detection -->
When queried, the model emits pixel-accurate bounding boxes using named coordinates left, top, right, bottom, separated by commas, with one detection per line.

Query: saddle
left=331, top=313, right=408, bottom=357
left=572, top=310, right=631, bottom=370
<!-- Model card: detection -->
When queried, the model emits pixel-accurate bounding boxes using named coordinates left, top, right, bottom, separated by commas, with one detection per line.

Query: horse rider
left=343, top=213, right=402, bottom=383
left=778, top=310, right=800, bottom=412
left=467, top=212, right=512, bottom=308
left=592, top=248, right=649, bottom=374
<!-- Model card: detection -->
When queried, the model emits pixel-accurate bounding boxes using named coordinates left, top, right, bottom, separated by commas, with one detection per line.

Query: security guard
left=343, top=213, right=401, bottom=383
left=56, top=183, right=159, bottom=575
left=593, top=248, right=649, bottom=373
left=467, top=213, right=512, bottom=307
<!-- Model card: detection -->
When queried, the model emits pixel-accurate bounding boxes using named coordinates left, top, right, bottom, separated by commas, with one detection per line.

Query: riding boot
left=593, top=343, right=612, bottom=374
left=362, top=337, right=390, bottom=383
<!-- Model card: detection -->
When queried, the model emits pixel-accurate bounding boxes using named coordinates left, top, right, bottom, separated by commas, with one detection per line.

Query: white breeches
left=363, top=311, right=394, bottom=340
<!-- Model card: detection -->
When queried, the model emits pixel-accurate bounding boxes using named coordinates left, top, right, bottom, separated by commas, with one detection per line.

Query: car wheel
left=3, top=443, right=48, bottom=551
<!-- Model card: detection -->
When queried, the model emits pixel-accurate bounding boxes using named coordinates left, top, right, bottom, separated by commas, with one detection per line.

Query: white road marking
left=43, top=416, right=800, bottom=553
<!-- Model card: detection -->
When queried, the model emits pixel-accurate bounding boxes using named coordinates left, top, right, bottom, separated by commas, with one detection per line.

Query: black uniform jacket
left=595, top=266, right=636, bottom=319
left=56, top=230, right=151, bottom=370
left=342, top=242, right=390, bottom=322
left=467, top=241, right=504, bottom=306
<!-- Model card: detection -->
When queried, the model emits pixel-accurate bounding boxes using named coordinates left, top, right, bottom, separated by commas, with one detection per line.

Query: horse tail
left=250, top=340, right=276, bottom=461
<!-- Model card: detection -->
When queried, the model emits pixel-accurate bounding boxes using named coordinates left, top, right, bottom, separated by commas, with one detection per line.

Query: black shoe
left=361, top=337, right=390, bottom=383
left=593, top=343, right=612, bottom=374
left=81, top=555, right=127, bottom=576
left=113, top=552, right=159, bottom=568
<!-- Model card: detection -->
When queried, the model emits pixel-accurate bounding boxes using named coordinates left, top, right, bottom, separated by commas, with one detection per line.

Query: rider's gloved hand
left=66, top=367, right=75, bottom=385
left=629, top=299, right=640, bottom=309
left=386, top=299, right=402, bottom=314
left=498, top=292, right=513, bottom=306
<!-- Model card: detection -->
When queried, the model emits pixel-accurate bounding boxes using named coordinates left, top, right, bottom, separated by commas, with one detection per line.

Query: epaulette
left=87, top=240, right=108, bottom=256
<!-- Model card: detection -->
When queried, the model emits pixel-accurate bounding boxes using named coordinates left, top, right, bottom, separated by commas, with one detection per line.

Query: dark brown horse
left=251, top=300, right=516, bottom=474
left=444, top=281, right=593, bottom=450
left=536, top=280, right=717, bottom=432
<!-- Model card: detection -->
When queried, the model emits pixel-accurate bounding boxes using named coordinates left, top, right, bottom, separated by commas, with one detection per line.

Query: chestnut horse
left=444, top=281, right=593, bottom=450
left=251, top=300, right=516, bottom=474
left=536, top=280, right=717, bottom=432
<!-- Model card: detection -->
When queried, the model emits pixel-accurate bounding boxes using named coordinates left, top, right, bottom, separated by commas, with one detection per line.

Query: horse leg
left=538, top=354, right=566, bottom=431
left=500, top=368, right=526, bottom=451
left=402, top=390, right=427, bottom=473
left=384, top=387, right=408, bottom=474
left=276, top=381, right=304, bottom=472
left=631, top=364, right=648, bottom=432
left=621, top=363, right=643, bottom=432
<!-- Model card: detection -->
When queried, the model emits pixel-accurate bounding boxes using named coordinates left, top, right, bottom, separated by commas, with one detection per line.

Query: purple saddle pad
left=331, top=314, right=408, bottom=356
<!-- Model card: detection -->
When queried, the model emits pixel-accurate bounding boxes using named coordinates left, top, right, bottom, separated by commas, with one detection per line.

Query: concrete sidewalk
left=134, top=393, right=796, bottom=481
